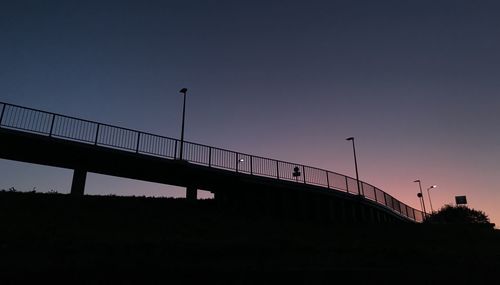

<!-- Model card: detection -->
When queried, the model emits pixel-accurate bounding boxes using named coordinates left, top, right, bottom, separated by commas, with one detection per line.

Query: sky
left=1, top=0, right=499, bottom=226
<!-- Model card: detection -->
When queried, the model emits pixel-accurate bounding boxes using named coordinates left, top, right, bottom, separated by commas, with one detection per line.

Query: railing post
left=302, top=165, right=306, bottom=184
left=345, top=176, right=349, bottom=193
left=174, top=140, right=178, bottom=159
left=276, top=161, right=279, bottom=179
left=136, top=132, right=141, bottom=153
left=49, top=114, right=56, bottom=137
left=94, top=123, right=100, bottom=146
left=0, top=103, right=6, bottom=126
left=326, top=170, right=330, bottom=189
left=180, top=140, right=184, bottom=160
left=250, top=156, right=253, bottom=175
left=236, top=153, right=239, bottom=173
left=208, top=147, right=212, bottom=167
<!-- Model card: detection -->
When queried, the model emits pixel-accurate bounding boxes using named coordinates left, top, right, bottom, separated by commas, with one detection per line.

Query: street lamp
left=179, top=88, right=188, bottom=160
left=427, top=185, right=437, bottom=212
left=346, top=137, right=363, bottom=196
left=413, top=180, right=427, bottom=215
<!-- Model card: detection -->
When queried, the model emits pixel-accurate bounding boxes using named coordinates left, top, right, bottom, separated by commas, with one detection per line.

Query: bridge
left=0, top=101, right=425, bottom=223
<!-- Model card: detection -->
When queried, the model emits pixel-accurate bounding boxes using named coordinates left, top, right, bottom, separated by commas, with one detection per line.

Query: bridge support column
left=71, top=169, right=87, bottom=196
left=186, top=186, right=197, bottom=201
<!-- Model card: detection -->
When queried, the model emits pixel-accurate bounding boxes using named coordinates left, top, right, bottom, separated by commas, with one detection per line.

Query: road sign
left=455, top=196, right=467, bottom=205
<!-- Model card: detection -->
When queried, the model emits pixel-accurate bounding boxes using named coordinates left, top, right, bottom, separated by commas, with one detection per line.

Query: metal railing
left=0, top=101, right=425, bottom=222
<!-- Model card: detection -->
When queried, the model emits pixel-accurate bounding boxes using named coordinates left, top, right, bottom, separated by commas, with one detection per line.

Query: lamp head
left=346, top=137, right=354, bottom=141
left=179, top=88, right=188, bottom=94
left=413, top=180, right=420, bottom=183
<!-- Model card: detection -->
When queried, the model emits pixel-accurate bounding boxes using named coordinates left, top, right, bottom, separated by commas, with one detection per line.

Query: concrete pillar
left=71, top=169, right=87, bottom=196
left=186, top=186, right=197, bottom=201
left=213, top=191, right=227, bottom=208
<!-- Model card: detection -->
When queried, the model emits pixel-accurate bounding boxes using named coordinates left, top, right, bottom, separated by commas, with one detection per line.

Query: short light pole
left=179, top=88, right=188, bottom=160
left=293, top=166, right=301, bottom=182
left=417, top=192, right=424, bottom=213
left=427, top=185, right=437, bottom=212
left=346, top=137, right=363, bottom=196
left=413, top=180, right=427, bottom=215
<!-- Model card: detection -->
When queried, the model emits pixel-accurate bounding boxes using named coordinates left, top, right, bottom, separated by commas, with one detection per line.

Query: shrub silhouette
left=425, top=204, right=493, bottom=228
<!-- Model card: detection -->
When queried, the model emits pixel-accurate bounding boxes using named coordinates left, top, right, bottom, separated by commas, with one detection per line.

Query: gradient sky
left=1, top=0, right=499, bottom=226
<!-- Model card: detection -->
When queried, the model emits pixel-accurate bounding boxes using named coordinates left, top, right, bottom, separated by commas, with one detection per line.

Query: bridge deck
left=0, top=101, right=424, bottom=222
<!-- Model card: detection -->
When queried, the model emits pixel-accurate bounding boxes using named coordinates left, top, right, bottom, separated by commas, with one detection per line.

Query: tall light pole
left=179, top=88, right=187, bottom=160
left=346, top=137, right=363, bottom=196
left=427, top=185, right=437, bottom=212
left=413, top=180, right=427, bottom=215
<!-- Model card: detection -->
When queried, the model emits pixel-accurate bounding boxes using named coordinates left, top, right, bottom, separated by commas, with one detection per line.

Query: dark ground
left=0, top=191, right=499, bottom=284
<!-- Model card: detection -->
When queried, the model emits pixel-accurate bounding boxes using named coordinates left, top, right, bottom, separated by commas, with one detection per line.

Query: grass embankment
left=0, top=191, right=499, bottom=283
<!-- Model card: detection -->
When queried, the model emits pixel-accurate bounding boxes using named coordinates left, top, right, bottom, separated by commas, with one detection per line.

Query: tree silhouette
left=425, top=204, right=493, bottom=228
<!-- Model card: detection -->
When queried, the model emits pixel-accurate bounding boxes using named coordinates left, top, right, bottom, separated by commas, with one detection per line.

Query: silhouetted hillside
left=0, top=191, right=498, bottom=284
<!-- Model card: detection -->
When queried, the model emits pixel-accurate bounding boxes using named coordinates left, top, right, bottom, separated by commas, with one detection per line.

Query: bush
left=425, top=204, right=494, bottom=229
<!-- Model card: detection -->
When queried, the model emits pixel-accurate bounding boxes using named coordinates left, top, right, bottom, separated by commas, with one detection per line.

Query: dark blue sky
left=1, top=0, right=499, bottom=224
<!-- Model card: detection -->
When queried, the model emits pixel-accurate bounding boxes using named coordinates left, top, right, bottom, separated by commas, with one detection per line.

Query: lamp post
left=346, top=137, right=363, bottom=196
left=427, top=185, right=437, bottom=212
left=413, top=180, right=427, bottom=215
left=179, top=88, right=187, bottom=160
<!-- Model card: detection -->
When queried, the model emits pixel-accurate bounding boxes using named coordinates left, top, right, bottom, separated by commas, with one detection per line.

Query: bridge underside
left=0, top=128, right=408, bottom=224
